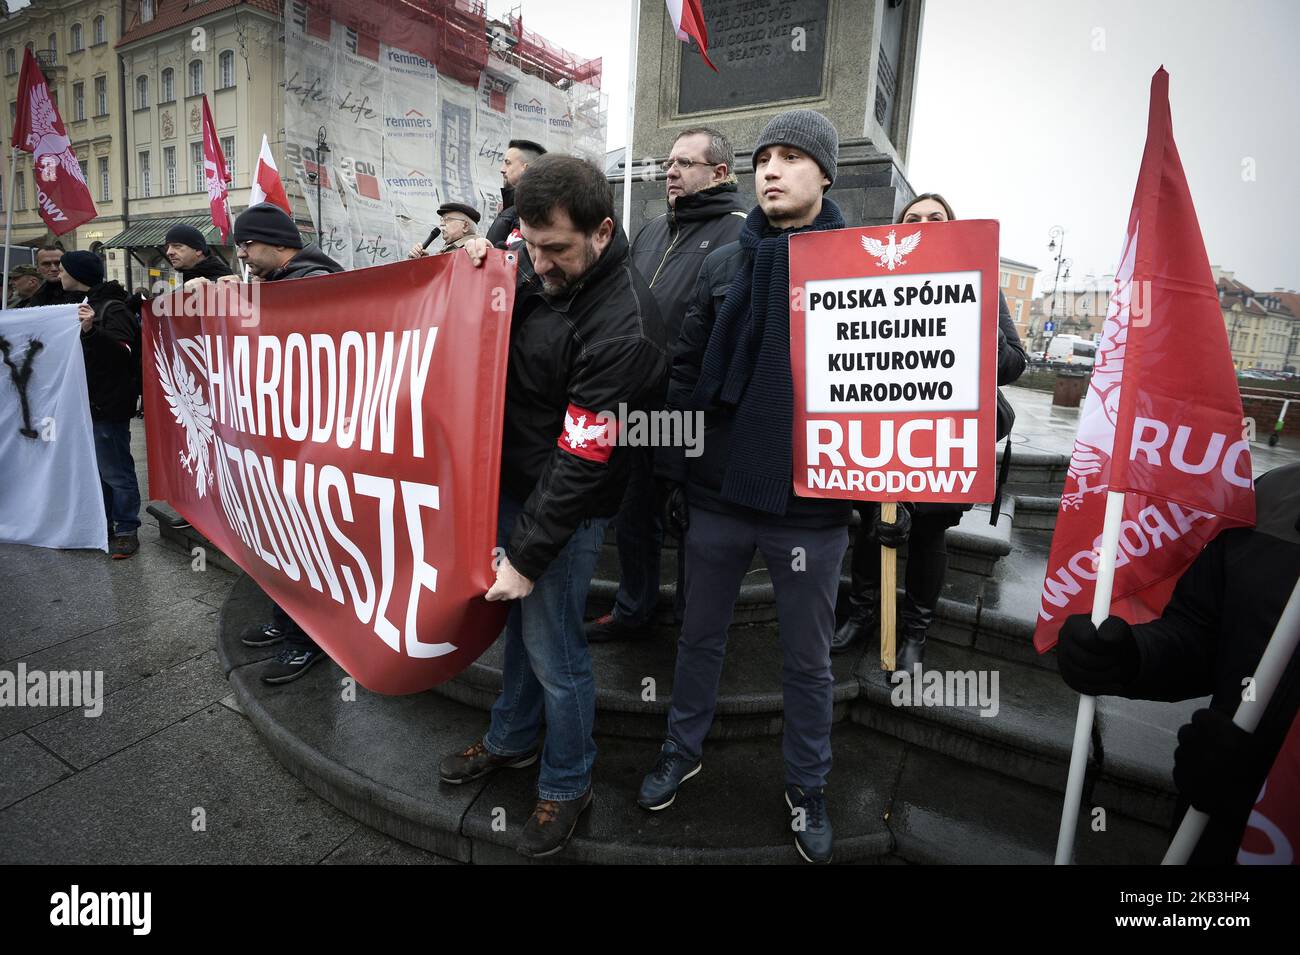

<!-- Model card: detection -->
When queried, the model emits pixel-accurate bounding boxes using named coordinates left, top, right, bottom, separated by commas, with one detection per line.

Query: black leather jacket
left=501, top=225, right=668, bottom=580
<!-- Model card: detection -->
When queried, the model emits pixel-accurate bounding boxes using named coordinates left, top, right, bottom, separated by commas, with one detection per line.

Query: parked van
left=1046, top=334, right=1096, bottom=367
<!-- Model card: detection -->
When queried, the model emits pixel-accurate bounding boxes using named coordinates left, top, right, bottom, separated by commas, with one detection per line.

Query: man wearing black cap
left=60, top=250, right=143, bottom=559
left=406, top=202, right=480, bottom=259
left=486, top=139, right=546, bottom=249
left=231, top=202, right=344, bottom=684
left=163, top=223, right=233, bottom=285
left=637, top=109, right=855, bottom=864
left=233, top=202, right=344, bottom=282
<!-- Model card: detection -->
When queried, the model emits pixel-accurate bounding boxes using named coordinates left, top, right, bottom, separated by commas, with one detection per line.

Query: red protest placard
left=789, top=220, right=1000, bottom=502
left=143, top=253, right=515, bottom=694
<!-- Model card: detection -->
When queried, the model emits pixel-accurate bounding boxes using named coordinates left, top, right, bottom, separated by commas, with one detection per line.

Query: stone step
left=1002, top=447, right=1070, bottom=496
left=217, top=573, right=1173, bottom=864
left=1012, top=494, right=1061, bottom=532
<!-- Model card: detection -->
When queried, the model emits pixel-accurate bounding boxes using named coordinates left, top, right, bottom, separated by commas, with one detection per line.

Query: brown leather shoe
left=516, top=789, right=593, bottom=858
left=439, top=739, right=538, bottom=784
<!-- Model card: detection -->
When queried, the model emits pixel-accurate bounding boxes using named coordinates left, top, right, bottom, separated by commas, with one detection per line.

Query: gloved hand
left=658, top=481, right=689, bottom=540
left=1056, top=614, right=1139, bottom=696
left=1173, top=708, right=1263, bottom=817
left=869, top=503, right=911, bottom=548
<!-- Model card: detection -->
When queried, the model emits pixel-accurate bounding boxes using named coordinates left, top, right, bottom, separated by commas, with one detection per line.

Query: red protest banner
left=789, top=220, right=999, bottom=502
left=1239, top=708, right=1300, bottom=865
left=1033, top=68, right=1255, bottom=653
left=143, top=254, right=515, bottom=693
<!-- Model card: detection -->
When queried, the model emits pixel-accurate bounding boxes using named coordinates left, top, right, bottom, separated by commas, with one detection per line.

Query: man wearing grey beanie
left=637, top=108, right=851, bottom=863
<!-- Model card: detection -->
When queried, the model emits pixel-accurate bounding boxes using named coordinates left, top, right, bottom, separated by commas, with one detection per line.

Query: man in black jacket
left=60, top=251, right=143, bottom=559
left=26, top=245, right=82, bottom=307
left=638, top=110, right=852, bottom=864
left=163, top=223, right=233, bottom=286
left=441, top=155, right=668, bottom=858
left=230, top=204, right=346, bottom=685
left=586, top=126, right=748, bottom=643
left=1058, top=461, right=1300, bottom=864
left=8, top=264, right=41, bottom=306
left=484, top=139, right=545, bottom=249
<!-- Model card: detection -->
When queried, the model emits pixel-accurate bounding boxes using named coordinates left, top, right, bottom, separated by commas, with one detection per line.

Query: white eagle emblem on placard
left=861, top=229, right=921, bottom=271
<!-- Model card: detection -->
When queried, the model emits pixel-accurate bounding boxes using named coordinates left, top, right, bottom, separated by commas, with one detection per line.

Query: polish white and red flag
left=10, top=47, right=96, bottom=235
left=200, top=96, right=231, bottom=243
left=1033, top=68, right=1255, bottom=653
left=249, top=134, right=291, bottom=213
left=666, top=0, right=717, bottom=72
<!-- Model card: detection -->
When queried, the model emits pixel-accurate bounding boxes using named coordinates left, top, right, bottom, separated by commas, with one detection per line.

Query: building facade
left=1, top=0, right=128, bottom=283
left=998, top=257, right=1037, bottom=344
left=1215, top=269, right=1296, bottom=372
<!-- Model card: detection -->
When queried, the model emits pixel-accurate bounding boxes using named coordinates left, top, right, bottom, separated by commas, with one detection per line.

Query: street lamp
left=1046, top=226, right=1072, bottom=355
left=314, top=125, right=330, bottom=240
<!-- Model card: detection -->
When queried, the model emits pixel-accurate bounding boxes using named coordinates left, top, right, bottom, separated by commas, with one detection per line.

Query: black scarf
left=691, top=197, right=845, bottom=515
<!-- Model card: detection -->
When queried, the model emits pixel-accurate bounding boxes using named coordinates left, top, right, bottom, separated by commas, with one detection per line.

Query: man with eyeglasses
left=406, top=202, right=481, bottom=259
left=585, top=127, right=747, bottom=644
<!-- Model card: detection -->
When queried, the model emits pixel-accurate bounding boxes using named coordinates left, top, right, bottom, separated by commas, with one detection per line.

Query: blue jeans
left=484, top=494, right=609, bottom=800
left=92, top=418, right=141, bottom=536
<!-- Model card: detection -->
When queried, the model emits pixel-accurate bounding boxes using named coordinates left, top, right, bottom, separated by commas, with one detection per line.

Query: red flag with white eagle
left=200, top=96, right=231, bottom=243
left=10, top=47, right=96, bottom=235
left=249, top=134, right=291, bottom=214
left=1033, top=68, right=1255, bottom=653
left=666, top=0, right=717, bottom=72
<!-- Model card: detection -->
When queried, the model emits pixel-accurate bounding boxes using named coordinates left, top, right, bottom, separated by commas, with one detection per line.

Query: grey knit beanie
left=751, top=109, right=839, bottom=189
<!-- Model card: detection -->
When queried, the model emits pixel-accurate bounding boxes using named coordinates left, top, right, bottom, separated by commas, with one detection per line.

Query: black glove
left=658, top=481, right=689, bottom=540
left=1057, top=614, right=1139, bottom=696
left=1173, top=708, right=1263, bottom=817
left=869, top=503, right=911, bottom=548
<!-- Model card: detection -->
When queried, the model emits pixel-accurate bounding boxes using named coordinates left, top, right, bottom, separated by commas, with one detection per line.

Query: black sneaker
left=516, top=789, right=593, bottom=859
left=585, top=612, right=651, bottom=643
left=240, top=624, right=285, bottom=648
left=439, top=739, right=539, bottom=784
left=109, top=532, right=139, bottom=559
left=637, top=739, right=702, bottom=811
left=785, top=785, right=833, bottom=864
left=261, top=645, right=327, bottom=684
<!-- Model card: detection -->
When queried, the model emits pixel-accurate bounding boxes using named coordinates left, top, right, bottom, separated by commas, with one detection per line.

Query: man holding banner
left=441, top=156, right=667, bottom=859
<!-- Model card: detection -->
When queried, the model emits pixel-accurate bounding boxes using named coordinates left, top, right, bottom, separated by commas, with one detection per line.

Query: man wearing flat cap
left=487, top=139, right=546, bottom=249
left=406, top=202, right=481, bottom=259
left=163, top=223, right=233, bottom=286
left=8, top=264, right=42, bottom=306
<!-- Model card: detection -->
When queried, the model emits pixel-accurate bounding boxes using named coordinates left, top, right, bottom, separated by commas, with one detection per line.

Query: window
left=93, top=16, right=106, bottom=45
left=219, top=50, right=235, bottom=89
left=220, top=136, right=235, bottom=180
left=191, top=141, right=204, bottom=192
left=138, top=151, right=151, bottom=198
left=1017, top=274, right=1027, bottom=290
left=1000, top=271, right=1009, bottom=286
left=5, top=49, right=13, bottom=75
left=8, top=102, right=14, bottom=128
left=47, top=33, right=57, bottom=58
left=79, top=159, right=88, bottom=182
left=98, top=157, right=110, bottom=201
left=71, top=24, right=83, bottom=52
left=136, top=75, right=148, bottom=109
left=164, top=146, right=176, bottom=194
left=73, top=82, right=84, bottom=121
left=94, top=76, right=107, bottom=115
left=1015, top=300, right=1024, bottom=323
left=15, top=172, right=25, bottom=210
left=142, top=0, right=155, bottom=24
left=161, top=68, right=174, bottom=102
left=188, top=59, right=203, bottom=96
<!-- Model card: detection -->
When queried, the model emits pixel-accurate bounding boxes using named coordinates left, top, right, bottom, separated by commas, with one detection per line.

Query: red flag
left=10, top=48, right=96, bottom=236
left=666, top=0, right=717, bottom=72
left=1239, top=709, right=1300, bottom=864
left=200, top=96, right=231, bottom=243
left=142, top=254, right=517, bottom=694
left=249, top=134, right=291, bottom=214
left=1033, top=68, right=1255, bottom=653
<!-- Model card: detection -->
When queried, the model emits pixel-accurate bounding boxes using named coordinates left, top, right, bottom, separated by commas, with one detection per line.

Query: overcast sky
left=488, top=0, right=1299, bottom=295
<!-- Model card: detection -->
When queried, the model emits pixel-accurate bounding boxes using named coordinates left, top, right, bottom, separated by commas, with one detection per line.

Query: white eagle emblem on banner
left=154, top=336, right=215, bottom=497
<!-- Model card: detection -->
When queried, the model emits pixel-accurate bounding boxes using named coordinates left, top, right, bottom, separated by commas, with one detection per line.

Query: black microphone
left=421, top=226, right=442, bottom=250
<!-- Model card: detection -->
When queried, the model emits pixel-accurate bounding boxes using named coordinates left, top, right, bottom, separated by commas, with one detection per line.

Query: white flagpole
left=2, top=147, right=18, bottom=307
left=1054, top=489, right=1126, bottom=864
left=621, top=0, right=640, bottom=235
left=1162, top=575, right=1300, bottom=864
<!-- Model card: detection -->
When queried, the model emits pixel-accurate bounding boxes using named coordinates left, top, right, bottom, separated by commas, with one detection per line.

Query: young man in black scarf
left=639, top=109, right=857, bottom=863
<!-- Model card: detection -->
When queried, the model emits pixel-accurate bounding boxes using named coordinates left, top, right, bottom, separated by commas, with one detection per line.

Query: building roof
left=118, top=0, right=281, bottom=48
left=998, top=257, right=1039, bottom=273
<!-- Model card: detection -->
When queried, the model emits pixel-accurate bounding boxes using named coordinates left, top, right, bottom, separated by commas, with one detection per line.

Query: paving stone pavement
left=0, top=420, right=451, bottom=864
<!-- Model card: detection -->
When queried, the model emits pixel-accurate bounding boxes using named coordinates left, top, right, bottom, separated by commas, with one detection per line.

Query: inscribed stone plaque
left=677, top=0, right=829, bottom=114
